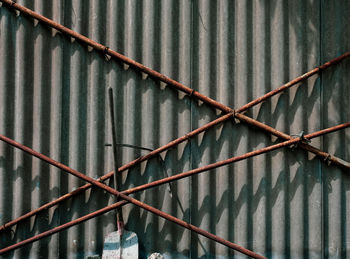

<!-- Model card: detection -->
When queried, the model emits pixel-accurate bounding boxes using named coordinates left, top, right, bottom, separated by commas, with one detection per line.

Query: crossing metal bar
left=1, top=1, right=350, bottom=257
left=0, top=0, right=349, bottom=236
left=0, top=112, right=234, bottom=232
left=1, top=0, right=350, bottom=115
left=0, top=122, right=349, bottom=256
left=235, top=113, right=350, bottom=171
left=3, top=83, right=349, bottom=233
left=0, top=134, right=266, bottom=259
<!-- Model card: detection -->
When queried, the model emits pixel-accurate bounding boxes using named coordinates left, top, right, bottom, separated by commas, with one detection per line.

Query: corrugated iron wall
left=0, top=0, right=349, bottom=258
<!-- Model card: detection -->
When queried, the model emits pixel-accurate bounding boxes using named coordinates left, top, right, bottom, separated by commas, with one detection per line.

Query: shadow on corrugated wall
left=0, top=0, right=349, bottom=258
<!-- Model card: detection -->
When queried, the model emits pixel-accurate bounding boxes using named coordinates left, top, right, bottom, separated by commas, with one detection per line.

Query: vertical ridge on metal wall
left=321, top=1, right=350, bottom=258
left=0, top=0, right=349, bottom=258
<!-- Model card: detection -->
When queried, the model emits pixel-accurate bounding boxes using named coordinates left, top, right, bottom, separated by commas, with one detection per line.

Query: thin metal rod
left=0, top=112, right=233, bottom=232
left=0, top=199, right=265, bottom=259
left=0, top=135, right=265, bottom=259
left=1, top=0, right=349, bottom=233
left=3, top=88, right=350, bottom=232
left=0, top=200, right=127, bottom=255
left=1, top=122, right=348, bottom=256
left=0, top=0, right=230, bottom=113
left=108, top=88, right=124, bottom=234
left=121, top=122, right=350, bottom=193
left=1, top=0, right=350, bottom=115
left=1, top=0, right=349, bottom=239
left=1, top=0, right=348, bottom=172
left=235, top=113, right=350, bottom=170
left=115, top=143, right=153, bottom=152
left=236, top=50, right=350, bottom=113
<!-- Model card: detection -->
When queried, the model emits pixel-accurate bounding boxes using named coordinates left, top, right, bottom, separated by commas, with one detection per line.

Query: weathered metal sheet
left=321, top=1, right=350, bottom=258
left=0, top=0, right=349, bottom=258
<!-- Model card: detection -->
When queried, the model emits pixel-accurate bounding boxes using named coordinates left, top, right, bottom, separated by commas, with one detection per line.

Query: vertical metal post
left=108, top=88, right=124, bottom=236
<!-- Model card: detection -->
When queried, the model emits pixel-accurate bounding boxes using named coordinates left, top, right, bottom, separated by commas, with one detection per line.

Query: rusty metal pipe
left=4, top=97, right=349, bottom=235
left=1, top=122, right=348, bottom=256
left=0, top=134, right=265, bottom=259
left=235, top=113, right=350, bottom=170
left=236, top=50, right=350, bottom=113
left=1, top=0, right=350, bottom=115
left=1, top=0, right=350, bottom=233
left=121, top=122, right=350, bottom=193
left=0, top=200, right=128, bottom=255
left=0, top=0, right=231, bottom=113
left=0, top=112, right=234, bottom=232
left=3, top=90, right=350, bottom=233
left=0, top=198, right=265, bottom=259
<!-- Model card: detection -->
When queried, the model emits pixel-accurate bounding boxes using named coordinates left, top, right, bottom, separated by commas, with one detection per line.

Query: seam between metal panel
left=189, top=1, right=194, bottom=258
left=319, top=0, right=324, bottom=258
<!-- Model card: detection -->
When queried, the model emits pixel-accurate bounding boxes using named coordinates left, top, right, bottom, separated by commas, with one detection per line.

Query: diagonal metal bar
left=4, top=75, right=349, bottom=233
left=4, top=0, right=347, bottom=163
left=0, top=112, right=234, bottom=232
left=1, top=3, right=350, bottom=256
left=1, top=85, right=349, bottom=233
left=1, top=122, right=349, bottom=255
left=0, top=0, right=348, bottom=169
left=1, top=0, right=350, bottom=234
left=120, top=122, right=350, bottom=193
left=231, top=113, right=350, bottom=171
left=235, top=113, right=350, bottom=170
left=1, top=0, right=350, bottom=115
left=0, top=134, right=266, bottom=259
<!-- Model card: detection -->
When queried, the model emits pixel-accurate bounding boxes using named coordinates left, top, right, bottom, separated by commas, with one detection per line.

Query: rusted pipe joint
left=300, top=135, right=311, bottom=144
left=232, top=109, right=236, bottom=118
left=290, top=131, right=311, bottom=150
left=230, top=109, right=238, bottom=124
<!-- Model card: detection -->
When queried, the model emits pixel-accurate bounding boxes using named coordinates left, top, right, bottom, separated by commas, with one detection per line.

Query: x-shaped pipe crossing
left=0, top=0, right=349, bottom=258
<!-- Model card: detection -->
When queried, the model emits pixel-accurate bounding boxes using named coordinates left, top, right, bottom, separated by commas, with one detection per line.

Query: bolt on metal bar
left=1, top=122, right=348, bottom=256
left=235, top=113, right=350, bottom=170
left=1, top=0, right=350, bottom=115
left=0, top=134, right=265, bottom=259
left=1, top=0, right=350, bottom=234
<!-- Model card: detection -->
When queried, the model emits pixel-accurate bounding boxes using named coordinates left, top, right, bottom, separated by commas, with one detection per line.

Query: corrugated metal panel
left=321, top=1, right=350, bottom=258
left=0, top=0, right=349, bottom=258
